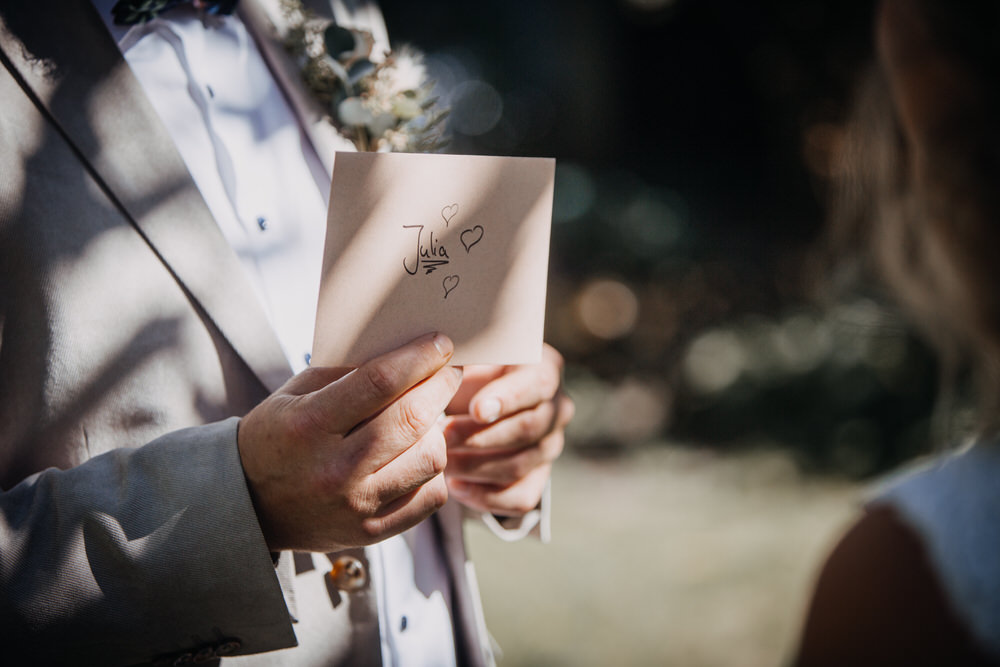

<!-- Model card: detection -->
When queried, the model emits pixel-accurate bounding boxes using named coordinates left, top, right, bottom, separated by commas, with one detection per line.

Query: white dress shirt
left=91, top=3, right=456, bottom=665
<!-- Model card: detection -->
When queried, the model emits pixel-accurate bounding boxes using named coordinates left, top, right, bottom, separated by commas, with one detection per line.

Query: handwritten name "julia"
left=403, top=224, right=450, bottom=275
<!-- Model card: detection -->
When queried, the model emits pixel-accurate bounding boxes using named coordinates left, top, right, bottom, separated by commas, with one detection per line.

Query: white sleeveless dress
left=869, top=441, right=1000, bottom=658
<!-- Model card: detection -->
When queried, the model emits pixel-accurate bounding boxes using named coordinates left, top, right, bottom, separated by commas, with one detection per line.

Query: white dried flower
left=281, top=0, right=448, bottom=152
left=379, top=128, right=412, bottom=152
left=381, top=47, right=427, bottom=95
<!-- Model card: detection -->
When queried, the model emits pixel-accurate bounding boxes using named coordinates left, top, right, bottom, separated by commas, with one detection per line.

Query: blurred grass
left=467, top=446, right=860, bottom=667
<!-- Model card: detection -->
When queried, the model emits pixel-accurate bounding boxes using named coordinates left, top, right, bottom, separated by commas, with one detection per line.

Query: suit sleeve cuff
left=471, top=479, right=551, bottom=543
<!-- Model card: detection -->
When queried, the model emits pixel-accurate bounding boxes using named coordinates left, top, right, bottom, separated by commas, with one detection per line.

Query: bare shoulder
left=792, top=504, right=999, bottom=667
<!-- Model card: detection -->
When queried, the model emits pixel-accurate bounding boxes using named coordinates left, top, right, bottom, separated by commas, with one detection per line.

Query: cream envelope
left=312, top=151, right=555, bottom=367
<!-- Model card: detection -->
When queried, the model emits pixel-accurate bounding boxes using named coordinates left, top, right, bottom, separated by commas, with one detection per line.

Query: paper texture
left=312, top=151, right=555, bottom=366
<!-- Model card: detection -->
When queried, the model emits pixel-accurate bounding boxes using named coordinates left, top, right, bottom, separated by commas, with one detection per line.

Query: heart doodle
left=442, top=275, right=460, bottom=299
left=441, top=203, right=459, bottom=227
left=460, top=225, right=484, bottom=253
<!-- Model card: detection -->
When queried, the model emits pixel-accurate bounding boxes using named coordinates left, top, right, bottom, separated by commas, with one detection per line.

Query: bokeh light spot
left=619, top=189, right=685, bottom=256
left=449, top=80, right=503, bottom=136
left=683, top=329, right=746, bottom=395
left=576, top=278, right=640, bottom=340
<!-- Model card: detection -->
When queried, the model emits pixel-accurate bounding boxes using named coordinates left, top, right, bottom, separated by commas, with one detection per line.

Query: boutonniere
left=111, top=0, right=238, bottom=25
left=279, top=0, right=448, bottom=153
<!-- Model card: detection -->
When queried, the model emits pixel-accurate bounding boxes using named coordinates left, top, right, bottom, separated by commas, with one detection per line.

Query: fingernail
left=432, top=333, right=452, bottom=357
left=452, top=366, right=464, bottom=382
left=476, top=397, right=502, bottom=424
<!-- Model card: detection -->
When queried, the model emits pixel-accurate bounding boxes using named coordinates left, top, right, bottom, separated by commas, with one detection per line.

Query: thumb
left=279, top=366, right=354, bottom=396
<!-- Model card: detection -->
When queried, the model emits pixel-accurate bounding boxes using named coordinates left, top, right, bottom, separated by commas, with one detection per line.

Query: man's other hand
left=442, top=344, right=574, bottom=517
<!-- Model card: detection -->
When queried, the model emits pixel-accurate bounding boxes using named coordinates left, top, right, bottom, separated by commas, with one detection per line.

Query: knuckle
left=398, top=399, right=434, bottom=439
left=363, top=362, right=399, bottom=399
left=450, top=368, right=465, bottom=394
left=359, top=515, right=387, bottom=542
left=560, top=395, right=576, bottom=423
left=495, top=460, right=523, bottom=486
left=545, top=343, right=565, bottom=369
left=511, top=453, right=536, bottom=481
left=420, top=432, right=448, bottom=476
left=517, top=412, right=541, bottom=443
left=345, top=483, right=379, bottom=517
left=425, top=475, right=449, bottom=510
left=542, top=433, right=566, bottom=462
left=414, top=444, right=445, bottom=480
left=509, top=492, right=539, bottom=516
left=543, top=369, right=561, bottom=396
left=542, top=347, right=564, bottom=383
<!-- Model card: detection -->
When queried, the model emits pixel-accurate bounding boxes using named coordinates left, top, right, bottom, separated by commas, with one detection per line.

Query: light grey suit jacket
left=0, top=1, right=491, bottom=664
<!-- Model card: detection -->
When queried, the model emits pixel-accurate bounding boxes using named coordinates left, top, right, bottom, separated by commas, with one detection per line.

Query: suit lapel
left=0, top=0, right=292, bottom=393
left=436, top=501, right=491, bottom=667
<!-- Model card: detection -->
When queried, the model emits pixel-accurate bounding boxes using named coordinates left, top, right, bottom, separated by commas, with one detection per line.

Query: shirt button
left=328, top=555, right=368, bottom=592
left=400, top=615, right=408, bottom=632
left=257, top=216, right=268, bottom=231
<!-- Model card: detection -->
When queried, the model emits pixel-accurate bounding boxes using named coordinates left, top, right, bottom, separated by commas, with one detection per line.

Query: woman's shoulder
left=792, top=443, right=1000, bottom=666
left=867, top=442, right=1000, bottom=657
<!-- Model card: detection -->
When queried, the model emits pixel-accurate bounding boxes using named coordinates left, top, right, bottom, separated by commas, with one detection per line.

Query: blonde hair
left=830, top=8, right=1000, bottom=435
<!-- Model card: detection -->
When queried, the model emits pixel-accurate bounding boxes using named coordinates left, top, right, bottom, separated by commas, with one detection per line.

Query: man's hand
left=237, top=333, right=463, bottom=553
left=442, top=344, right=574, bottom=516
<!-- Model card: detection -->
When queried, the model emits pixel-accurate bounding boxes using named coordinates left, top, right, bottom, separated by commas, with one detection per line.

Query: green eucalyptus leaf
left=423, top=109, right=450, bottom=131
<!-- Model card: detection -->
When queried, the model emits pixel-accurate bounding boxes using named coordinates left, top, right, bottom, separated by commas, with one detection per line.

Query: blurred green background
left=378, top=1, right=943, bottom=664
